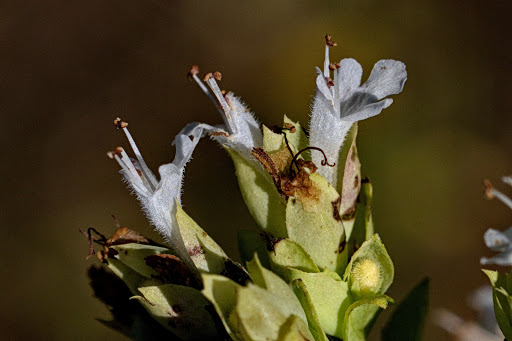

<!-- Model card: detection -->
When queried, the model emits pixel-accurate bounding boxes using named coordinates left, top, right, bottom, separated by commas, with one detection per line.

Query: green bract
left=483, top=269, right=512, bottom=340
left=202, top=256, right=315, bottom=341
left=227, top=146, right=288, bottom=238
left=176, top=203, right=228, bottom=274
left=285, top=171, right=347, bottom=273
left=102, top=242, right=218, bottom=339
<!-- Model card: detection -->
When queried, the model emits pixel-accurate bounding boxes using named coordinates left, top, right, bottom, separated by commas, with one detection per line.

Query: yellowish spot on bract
left=351, top=258, right=382, bottom=294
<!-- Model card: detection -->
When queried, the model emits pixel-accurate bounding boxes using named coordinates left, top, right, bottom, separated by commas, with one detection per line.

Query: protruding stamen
left=323, top=44, right=330, bottom=78
left=108, top=146, right=149, bottom=195
left=503, top=176, right=512, bottom=188
left=323, top=34, right=337, bottom=77
left=189, top=65, right=221, bottom=110
left=484, top=179, right=512, bottom=210
left=204, top=72, right=235, bottom=134
left=115, top=119, right=158, bottom=190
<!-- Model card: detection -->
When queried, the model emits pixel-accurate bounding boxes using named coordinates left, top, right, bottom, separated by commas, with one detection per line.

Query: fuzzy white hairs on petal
left=309, top=36, right=407, bottom=188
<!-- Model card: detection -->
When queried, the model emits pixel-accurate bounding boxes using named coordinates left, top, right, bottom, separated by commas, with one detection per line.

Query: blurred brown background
left=2, top=0, right=512, bottom=339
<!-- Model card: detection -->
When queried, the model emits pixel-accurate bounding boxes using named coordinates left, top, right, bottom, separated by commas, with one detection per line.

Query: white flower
left=186, top=67, right=262, bottom=162
left=435, top=286, right=504, bottom=341
left=108, top=118, right=204, bottom=270
left=481, top=177, right=512, bottom=266
left=309, top=35, right=407, bottom=187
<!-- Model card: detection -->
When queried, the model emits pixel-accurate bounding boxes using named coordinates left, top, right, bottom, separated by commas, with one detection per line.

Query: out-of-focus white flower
left=186, top=67, right=262, bottom=162
left=309, top=35, right=407, bottom=187
left=108, top=118, right=203, bottom=270
left=481, top=177, right=512, bottom=266
left=435, top=286, right=504, bottom=341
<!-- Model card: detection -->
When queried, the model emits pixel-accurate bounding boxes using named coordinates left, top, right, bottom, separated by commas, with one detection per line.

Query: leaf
left=336, top=123, right=361, bottom=218
left=176, top=203, right=228, bottom=274
left=278, top=315, right=315, bottom=341
left=133, top=284, right=217, bottom=340
left=344, top=234, right=394, bottom=301
left=483, top=269, right=512, bottom=340
left=237, top=230, right=271, bottom=269
left=201, top=274, right=241, bottom=340
left=111, top=243, right=170, bottom=279
left=346, top=180, right=374, bottom=253
left=343, top=295, right=393, bottom=341
left=234, top=284, right=313, bottom=341
left=269, top=238, right=320, bottom=275
left=106, top=256, right=159, bottom=294
left=226, top=147, right=288, bottom=238
left=290, top=279, right=330, bottom=341
left=263, top=124, right=286, bottom=152
left=289, top=270, right=350, bottom=338
left=283, top=116, right=309, bottom=159
left=246, top=255, right=307, bottom=322
left=382, top=277, right=429, bottom=341
left=145, top=254, right=201, bottom=288
left=286, top=172, right=347, bottom=272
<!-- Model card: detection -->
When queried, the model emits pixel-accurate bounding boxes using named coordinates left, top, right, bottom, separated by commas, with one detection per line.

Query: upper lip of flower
left=309, top=35, right=407, bottom=188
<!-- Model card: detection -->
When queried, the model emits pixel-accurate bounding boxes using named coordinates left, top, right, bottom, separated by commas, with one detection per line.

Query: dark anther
left=325, top=34, right=337, bottom=47
left=289, top=147, right=335, bottom=176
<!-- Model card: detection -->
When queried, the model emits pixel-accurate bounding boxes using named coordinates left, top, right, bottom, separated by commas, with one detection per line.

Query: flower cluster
left=88, top=35, right=413, bottom=341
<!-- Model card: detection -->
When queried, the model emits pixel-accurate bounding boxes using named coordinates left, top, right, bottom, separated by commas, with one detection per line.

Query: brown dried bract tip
left=188, top=65, right=200, bottom=78
left=114, top=117, right=128, bottom=129
left=203, top=73, right=212, bottom=81
left=483, top=179, right=494, bottom=199
left=213, top=71, right=222, bottom=81
left=284, top=123, right=296, bottom=133
left=325, top=34, right=337, bottom=47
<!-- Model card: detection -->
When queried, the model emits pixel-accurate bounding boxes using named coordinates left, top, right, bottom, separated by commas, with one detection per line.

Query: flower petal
left=483, top=227, right=512, bottom=252
left=337, top=58, right=363, bottom=102
left=481, top=250, right=512, bottom=266
left=309, top=96, right=348, bottom=186
left=341, top=97, right=394, bottom=122
left=362, top=59, right=407, bottom=100
left=223, top=93, right=262, bottom=154
left=315, top=73, right=334, bottom=105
